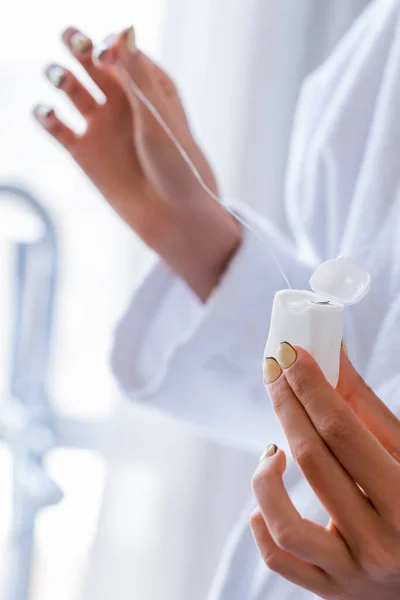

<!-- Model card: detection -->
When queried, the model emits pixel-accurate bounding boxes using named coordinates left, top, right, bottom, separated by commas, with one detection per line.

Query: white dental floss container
left=263, top=257, right=371, bottom=387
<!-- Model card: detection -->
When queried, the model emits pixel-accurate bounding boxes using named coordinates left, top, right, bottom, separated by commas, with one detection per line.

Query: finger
left=150, top=59, right=179, bottom=98
left=264, top=357, right=379, bottom=553
left=278, top=343, right=400, bottom=518
left=143, top=54, right=192, bottom=130
left=94, top=28, right=155, bottom=96
left=62, top=27, right=116, bottom=95
left=33, top=104, right=77, bottom=149
left=252, top=446, right=354, bottom=577
left=94, top=27, right=168, bottom=133
left=338, top=349, right=400, bottom=462
left=249, top=508, right=336, bottom=597
left=45, top=64, right=98, bottom=117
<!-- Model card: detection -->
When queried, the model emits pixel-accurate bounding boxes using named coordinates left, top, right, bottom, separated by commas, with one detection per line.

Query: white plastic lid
left=309, top=256, right=371, bottom=305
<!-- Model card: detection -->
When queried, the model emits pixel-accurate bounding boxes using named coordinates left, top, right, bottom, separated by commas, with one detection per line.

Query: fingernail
left=263, top=357, right=281, bottom=384
left=93, top=34, right=118, bottom=64
left=260, top=444, right=278, bottom=462
left=45, top=65, right=65, bottom=88
left=92, top=41, right=110, bottom=63
left=70, top=32, right=91, bottom=54
left=278, top=342, right=297, bottom=368
left=34, top=104, right=53, bottom=119
left=341, top=340, right=348, bottom=356
left=124, top=25, right=137, bottom=53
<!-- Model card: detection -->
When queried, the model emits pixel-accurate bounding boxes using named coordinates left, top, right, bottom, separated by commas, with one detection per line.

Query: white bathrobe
left=112, top=0, right=400, bottom=597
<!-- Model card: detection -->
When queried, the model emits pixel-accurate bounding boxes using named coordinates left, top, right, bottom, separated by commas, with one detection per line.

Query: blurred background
left=0, top=1, right=371, bottom=599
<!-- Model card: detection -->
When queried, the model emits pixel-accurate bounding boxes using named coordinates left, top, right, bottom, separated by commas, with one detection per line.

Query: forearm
left=144, top=201, right=243, bottom=302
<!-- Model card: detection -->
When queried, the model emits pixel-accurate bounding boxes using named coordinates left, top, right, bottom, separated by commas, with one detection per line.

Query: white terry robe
left=112, top=0, right=400, bottom=597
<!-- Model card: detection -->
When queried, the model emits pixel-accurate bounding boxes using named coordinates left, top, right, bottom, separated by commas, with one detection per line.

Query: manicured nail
left=34, top=104, right=53, bottom=119
left=278, top=342, right=297, bottom=368
left=45, top=65, right=65, bottom=88
left=70, top=32, right=91, bottom=54
left=124, top=26, right=137, bottom=53
left=93, top=34, right=118, bottom=64
left=260, top=444, right=278, bottom=462
left=341, top=340, right=348, bottom=356
left=92, top=41, right=111, bottom=63
left=263, top=357, right=281, bottom=384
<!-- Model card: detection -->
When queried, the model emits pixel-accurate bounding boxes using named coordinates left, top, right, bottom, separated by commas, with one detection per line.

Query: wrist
left=178, top=211, right=242, bottom=301
left=133, top=197, right=243, bottom=302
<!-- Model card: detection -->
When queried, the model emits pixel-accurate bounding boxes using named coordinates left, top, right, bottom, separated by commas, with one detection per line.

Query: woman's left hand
left=250, top=343, right=400, bottom=599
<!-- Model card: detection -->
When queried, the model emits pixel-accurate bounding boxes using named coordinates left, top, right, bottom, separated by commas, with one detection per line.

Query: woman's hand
left=250, top=343, right=400, bottom=599
left=33, top=26, right=241, bottom=301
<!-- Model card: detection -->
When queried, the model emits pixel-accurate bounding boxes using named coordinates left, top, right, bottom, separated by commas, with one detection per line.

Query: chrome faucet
left=0, top=185, right=62, bottom=600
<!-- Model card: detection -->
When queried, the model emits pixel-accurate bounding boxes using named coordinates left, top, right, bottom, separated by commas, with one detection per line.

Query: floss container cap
left=309, top=256, right=371, bottom=306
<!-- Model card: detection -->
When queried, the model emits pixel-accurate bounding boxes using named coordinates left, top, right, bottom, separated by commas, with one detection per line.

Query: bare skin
left=252, top=347, right=400, bottom=599
left=33, top=26, right=242, bottom=301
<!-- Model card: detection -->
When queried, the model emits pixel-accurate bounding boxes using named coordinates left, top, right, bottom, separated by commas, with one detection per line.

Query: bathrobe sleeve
left=111, top=200, right=311, bottom=453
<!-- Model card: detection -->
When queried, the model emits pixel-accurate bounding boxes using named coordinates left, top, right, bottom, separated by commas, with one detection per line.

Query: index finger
left=279, top=343, right=400, bottom=517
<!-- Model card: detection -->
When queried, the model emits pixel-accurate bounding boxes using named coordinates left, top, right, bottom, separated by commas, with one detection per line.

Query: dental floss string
left=116, top=63, right=292, bottom=290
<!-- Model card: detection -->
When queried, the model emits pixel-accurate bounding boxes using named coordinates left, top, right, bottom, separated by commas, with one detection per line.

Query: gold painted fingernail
left=263, top=357, right=281, bottom=384
left=45, top=65, right=65, bottom=88
left=124, top=26, right=137, bottom=53
left=278, top=342, right=297, bottom=368
left=34, top=104, right=53, bottom=119
left=341, top=340, right=348, bottom=356
left=260, top=444, right=278, bottom=462
left=70, top=32, right=91, bottom=54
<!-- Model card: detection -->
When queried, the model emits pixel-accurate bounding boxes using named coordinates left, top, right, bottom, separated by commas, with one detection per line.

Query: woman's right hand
left=33, top=26, right=242, bottom=300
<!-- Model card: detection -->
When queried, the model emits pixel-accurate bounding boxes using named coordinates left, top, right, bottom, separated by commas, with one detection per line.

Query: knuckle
left=274, top=524, right=300, bottom=552
left=359, top=543, right=400, bottom=581
left=289, top=363, right=327, bottom=408
left=262, top=549, right=284, bottom=572
left=248, top=510, right=284, bottom=572
left=319, top=411, right=351, bottom=445
left=292, top=441, right=321, bottom=472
